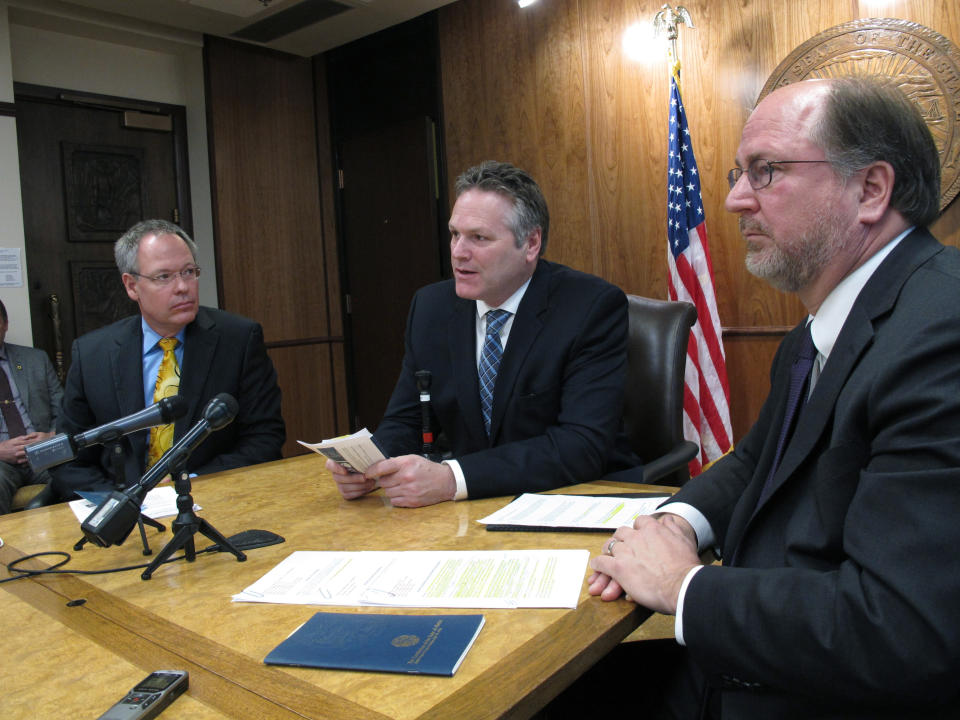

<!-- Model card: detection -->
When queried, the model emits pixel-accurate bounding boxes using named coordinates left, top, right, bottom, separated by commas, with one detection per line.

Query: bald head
left=745, top=79, right=832, bottom=147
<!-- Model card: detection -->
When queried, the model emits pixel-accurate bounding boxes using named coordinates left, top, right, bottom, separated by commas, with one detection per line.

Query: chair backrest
left=623, top=295, right=697, bottom=485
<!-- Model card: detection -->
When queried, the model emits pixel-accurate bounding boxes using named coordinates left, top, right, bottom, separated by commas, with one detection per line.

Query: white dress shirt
left=668, top=228, right=910, bottom=644
left=446, top=276, right=533, bottom=500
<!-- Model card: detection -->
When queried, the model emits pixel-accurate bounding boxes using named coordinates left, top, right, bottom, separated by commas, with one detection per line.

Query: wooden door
left=14, top=83, right=192, bottom=378
left=338, top=116, right=444, bottom=430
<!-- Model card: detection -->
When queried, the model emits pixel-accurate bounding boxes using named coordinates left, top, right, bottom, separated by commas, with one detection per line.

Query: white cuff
left=674, top=564, right=705, bottom=646
left=657, top=501, right=716, bottom=552
left=443, top=459, right=468, bottom=501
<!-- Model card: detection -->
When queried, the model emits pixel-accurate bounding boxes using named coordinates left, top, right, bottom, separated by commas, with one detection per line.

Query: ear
left=856, top=161, right=895, bottom=225
left=121, top=273, right=140, bottom=303
left=524, top=227, right=542, bottom=262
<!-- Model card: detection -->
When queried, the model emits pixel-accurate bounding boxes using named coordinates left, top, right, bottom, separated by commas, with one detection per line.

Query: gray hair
left=454, top=161, right=550, bottom=255
left=810, top=76, right=941, bottom=227
left=114, top=219, right=198, bottom=274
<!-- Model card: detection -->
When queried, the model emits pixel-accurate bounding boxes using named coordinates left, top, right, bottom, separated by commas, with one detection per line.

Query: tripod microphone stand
left=140, top=448, right=245, bottom=580
left=73, top=440, right=165, bottom=556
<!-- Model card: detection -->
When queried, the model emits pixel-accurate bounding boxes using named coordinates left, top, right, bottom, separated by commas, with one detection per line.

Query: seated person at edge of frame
left=0, top=298, right=63, bottom=514
left=51, top=219, right=285, bottom=501
left=328, top=160, right=640, bottom=508
left=589, top=77, right=960, bottom=718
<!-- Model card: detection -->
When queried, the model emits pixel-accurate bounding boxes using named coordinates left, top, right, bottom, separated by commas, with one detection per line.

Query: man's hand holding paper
left=365, top=455, right=457, bottom=508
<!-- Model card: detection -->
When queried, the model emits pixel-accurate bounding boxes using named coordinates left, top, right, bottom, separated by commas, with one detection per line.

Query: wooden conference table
left=0, top=455, right=669, bottom=719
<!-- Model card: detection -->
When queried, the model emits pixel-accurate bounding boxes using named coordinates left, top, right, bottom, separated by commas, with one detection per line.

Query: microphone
left=26, top=396, right=188, bottom=473
left=80, top=393, right=239, bottom=548
left=415, top=370, right=436, bottom=458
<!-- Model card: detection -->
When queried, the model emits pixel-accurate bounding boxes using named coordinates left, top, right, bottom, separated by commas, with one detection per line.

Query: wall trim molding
left=265, top=336, right=344, bottom=349
left=723, top=326, right=793, bottom=337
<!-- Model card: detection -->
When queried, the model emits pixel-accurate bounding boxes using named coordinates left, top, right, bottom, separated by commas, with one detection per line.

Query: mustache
left=739, top=217, right=769, bottom=235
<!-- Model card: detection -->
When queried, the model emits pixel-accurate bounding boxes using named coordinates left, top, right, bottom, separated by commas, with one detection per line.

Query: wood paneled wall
left=438, top=0, right=960, bottom=441
left=204, top=36, right=348, bottom=455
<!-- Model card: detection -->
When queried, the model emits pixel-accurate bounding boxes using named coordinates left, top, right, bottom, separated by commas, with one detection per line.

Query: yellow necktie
left=146, top=337, right=180, bottom=469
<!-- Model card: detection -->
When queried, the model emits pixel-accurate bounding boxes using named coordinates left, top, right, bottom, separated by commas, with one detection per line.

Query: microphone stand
left=73, top=440, right=165, bottom=556
left=416, top=370, right=442, bottom=463
left=140, top=452, right=246, bottom=580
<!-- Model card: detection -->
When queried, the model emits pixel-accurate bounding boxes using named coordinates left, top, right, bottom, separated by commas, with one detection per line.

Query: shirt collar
left=476, top=275, right=533, bottom=320
left=141, top=317, right=186, bottom=356
left=810, top=227, right=912, bottom=360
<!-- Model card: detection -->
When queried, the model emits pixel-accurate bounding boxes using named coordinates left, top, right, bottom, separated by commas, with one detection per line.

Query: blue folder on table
left=264, top=611, right=485, bottom=676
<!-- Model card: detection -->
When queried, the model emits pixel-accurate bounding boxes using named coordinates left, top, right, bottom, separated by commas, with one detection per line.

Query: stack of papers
left=478, top=493, right=670, bottom=532
left=68, top=486, right=197, bottom=522
left=297, top=428, right=386, bottom=473
left=234, top=549, right=589, bottom=609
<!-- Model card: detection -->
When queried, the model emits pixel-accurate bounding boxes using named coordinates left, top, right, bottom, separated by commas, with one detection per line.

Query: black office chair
left=623, top=295, right=699, bottom=486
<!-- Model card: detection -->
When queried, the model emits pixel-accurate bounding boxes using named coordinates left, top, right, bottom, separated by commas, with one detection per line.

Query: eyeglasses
left=727, top=159, right=831, bottom=190
left=130, top=266, right=201, bottom=286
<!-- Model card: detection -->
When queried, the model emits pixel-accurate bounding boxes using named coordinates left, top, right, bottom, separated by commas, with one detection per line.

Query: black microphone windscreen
left=159, top=395, right=189, bottom=423
left=204, top=393, right=239, bottom=430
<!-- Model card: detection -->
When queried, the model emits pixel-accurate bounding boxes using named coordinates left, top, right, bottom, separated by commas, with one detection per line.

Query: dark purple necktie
left=0, top=363, right=26, bottom=439
left=757, top=324, right=817, bottom=506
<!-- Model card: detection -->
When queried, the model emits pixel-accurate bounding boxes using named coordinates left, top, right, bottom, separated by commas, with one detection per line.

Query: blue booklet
left=264, top=612, right=485, bottom=676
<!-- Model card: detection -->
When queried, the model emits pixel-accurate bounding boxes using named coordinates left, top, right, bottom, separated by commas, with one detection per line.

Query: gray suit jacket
left=2, top=343, right=62, bottom=434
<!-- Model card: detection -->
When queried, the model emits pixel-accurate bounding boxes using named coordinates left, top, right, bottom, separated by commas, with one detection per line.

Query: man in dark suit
left=588, top=77, right=960, bottom=717
left=329, top=161, right=638, bottom=507
left=52, top=219, right=284, bottom=500
left=0, top=299, right=62, bottom=513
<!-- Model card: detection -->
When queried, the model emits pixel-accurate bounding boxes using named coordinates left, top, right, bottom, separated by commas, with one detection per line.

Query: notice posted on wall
left=0, top=248, right=23, bottom=287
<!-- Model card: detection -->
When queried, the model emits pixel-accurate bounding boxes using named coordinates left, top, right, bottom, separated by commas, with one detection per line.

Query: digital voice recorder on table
left=96, top=670, right=188, bottom=720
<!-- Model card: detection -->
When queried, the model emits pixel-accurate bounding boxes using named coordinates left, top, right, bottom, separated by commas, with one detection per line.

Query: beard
left=742, top=209, right=850, bottom=293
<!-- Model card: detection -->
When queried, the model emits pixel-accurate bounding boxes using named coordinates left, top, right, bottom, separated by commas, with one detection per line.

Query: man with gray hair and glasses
left=51, top=219, right=284, bottom=501
left=587, top=76, right=960, bottom=718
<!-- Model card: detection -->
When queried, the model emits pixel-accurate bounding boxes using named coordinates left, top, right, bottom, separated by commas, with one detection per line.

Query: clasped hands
left=326, top=454, right=456, bottom=508
left=587, top=513, right=702, bottom=615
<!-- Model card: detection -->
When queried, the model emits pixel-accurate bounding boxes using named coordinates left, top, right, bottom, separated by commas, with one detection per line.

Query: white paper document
left=233, top=549, right=590, bottom=609
left=297, top=428, right=386, bottom=473
left=478, top=493, right=669, bottom=531
left=68, top=486, right=198, bottom=522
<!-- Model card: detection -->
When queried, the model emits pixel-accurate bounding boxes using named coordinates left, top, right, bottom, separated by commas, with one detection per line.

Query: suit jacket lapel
left=488, top=261, right=549, bottom=440
left=6, top=345, right=30, bottom=411
left=178, top=309, right=218, bottom=439
left=114, top=317, right=147, bottom=462
left=751, top=229, right=942, bottom=516
left=449, top=297, right=486, bottom=446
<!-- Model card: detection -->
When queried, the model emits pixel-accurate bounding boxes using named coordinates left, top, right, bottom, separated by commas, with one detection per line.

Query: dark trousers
left=533, top=639, right=697, bottom=719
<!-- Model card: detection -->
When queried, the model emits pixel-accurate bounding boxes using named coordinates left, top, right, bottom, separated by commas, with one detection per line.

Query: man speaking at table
left=329, top=161, right=638, bottom=507
left=51, top=219, right=285, bottom=501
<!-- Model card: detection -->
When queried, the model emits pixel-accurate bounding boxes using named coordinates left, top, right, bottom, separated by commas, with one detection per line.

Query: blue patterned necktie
left=479, top=309, right=511, bottom=436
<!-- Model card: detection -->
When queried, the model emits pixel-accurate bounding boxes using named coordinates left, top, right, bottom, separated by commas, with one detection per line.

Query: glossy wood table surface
left=0, top=455, right=666, bottom=719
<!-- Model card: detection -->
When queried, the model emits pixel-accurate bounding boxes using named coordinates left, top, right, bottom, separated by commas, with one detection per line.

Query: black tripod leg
left=141, top=515, right=165, bottom=531
left=137, top=516, right=152, bottom=556
left=141, top=526, right=195, bottom=580
left=195, top=519, right=247, bottom=562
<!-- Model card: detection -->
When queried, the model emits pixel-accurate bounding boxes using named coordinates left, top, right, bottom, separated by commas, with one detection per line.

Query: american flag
left=666, top=67, right=733, bottom=474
